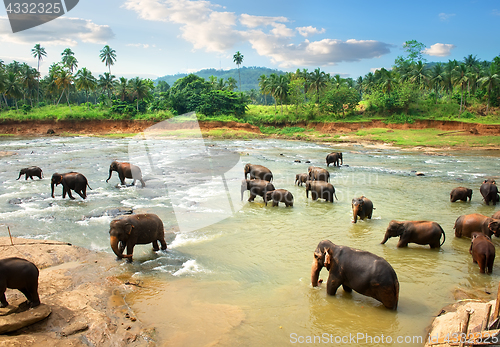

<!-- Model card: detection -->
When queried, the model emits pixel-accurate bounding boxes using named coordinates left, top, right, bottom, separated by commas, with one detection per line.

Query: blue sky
left=1, top=0, right=499, bottom=80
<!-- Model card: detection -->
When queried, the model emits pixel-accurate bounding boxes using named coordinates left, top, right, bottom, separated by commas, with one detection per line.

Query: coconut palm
left=98, top=72, right=116, bottom=101
left=55, top=69, right=74, bottom=109
left=227, top=77, right=238, bottom=92
left=115, top=77, right=128, bottom=101
left=380, top=69, right=397, bottom=96
left=452, top=64, right=469, bottom=114
left=309, top=68, right=328, bottom=103
left=128, top=77, right=151, bottom=111
left=409, top=61, right=428, bottom=91
left=233, top=51, right=244, bottom=91
left=75, top=68, right=97, bottom=106
left=258, top=74, right=269, bottom=105
left=429, top=63, right=445, bottom=98
left=99, top=45, right=117, bottom=74
left=61, top=49, right=78, bottom=73
left=31, top=44, right=47, bottom=105
left=272, top=74, right=289, bottom=114
left=477, top=64, right=500, bottom=114
left=5, top=71, right=24, bottom=110
left=19, top=64, right=38, bottom=106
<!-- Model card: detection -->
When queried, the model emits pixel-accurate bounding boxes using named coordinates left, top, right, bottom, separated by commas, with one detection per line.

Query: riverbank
left=1, top=119, right=500, bottom=150
left=0, top=237, right=155, bottom=346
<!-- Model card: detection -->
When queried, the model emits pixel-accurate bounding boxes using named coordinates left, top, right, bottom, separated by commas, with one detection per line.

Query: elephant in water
left=351, top=196, right=373, bottom=223
left=265, top=189, right=293, bottom=207
left=244, top=164, right=273, bottom=182
left=326, top=152, right=343, bottom=167
left=106, top=161, right=146, bottom=188
left=295, top=173, right=308, bottom=186
left=480, top=179, right=499, bottom=205
left=381, top=220, right=445, bottom=248
left=311, top=240, right=399, bottom=310
left=308, top=166, right=330, bottom=182
left=454, top=213, right=500, bottom=238
left=450, top=187, right=472, bottom=202
left=17, top=166, right=43, bottom=180
left=305, top=181, right=336, bottom=202
left=51, top=172, right=92, bottom=199
left=470, top=232, right=495, bottom=274
left=241, top=179, right=275, bottom=204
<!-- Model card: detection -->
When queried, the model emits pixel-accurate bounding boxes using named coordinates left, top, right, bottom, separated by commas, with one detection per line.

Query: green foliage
left=321, top=86, right=361, bottom=117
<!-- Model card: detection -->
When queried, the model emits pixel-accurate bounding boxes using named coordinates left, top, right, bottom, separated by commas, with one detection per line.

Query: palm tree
left=128, top=77, right=151, bottom=111
left=309, top=68, right=328, bottom=103
left=452, top=64, right=469, bottom=114
left=115, top=77, right=128, bottom=101
left=272, top=74, right=289, bottom=114
left=99, top=45, right=117, bottom=74
left=208, top=75, right=218, bottom=89
left=429, top=63, right=445, bottom=100
left=227, top=77, right=238, bottom=92
left=75, top=68, right=97, bottom=106
left=55, top=69, right=74, bottom=109
left=463, top=54, right=480, bottom=95
left=98, top=72, right=116, bottom=101
left=258, top=74, right=269, bottom=105
left=19, top=64, right=37, bottom=106
left=31, top=44, right=47, bottom=105
left=233, top=51, right=244, bottom=91
left=61, top=49, right=78, bottom=72
left=409, top=61, right=428, bottom=91
left=5, top=71, right=24, bottom=110
left=216, top=78, right=228, bottom=91
left=380, top=68, right=397, bottom=96
left=477, top=65, right=500, bottom=114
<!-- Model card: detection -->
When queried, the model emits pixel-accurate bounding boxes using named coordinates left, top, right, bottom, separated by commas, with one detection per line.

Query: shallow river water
left=1, top=136, right=500, bottom=346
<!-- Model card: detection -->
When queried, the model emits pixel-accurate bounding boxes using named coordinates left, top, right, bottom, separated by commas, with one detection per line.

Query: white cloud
left=124, top=0, right=392, bottom=66
left=0, top=16, right=114, bottom=46
left=493, top=9, right=500, bottom=16
left=439, top=13, right=455, bottom=22
left=297, top=26, right=325, bottom=37
left=423, top=43, right=456, bottom=57
left=127, top=43, right=150, bottom=48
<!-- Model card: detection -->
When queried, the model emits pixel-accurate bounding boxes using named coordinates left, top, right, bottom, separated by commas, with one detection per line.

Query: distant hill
left=155, top=66, right=286, bottom=91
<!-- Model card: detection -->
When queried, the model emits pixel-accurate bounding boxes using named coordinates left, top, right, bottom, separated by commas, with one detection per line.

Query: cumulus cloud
left=439, top=13, right=455, bottom=21
left=423, top=43, right=456, bottom=57
left=297, top=26, right=325, bottom=37
left=124, top=0, right=392, bottom=66
left=0, top=16, right=114, bottom=46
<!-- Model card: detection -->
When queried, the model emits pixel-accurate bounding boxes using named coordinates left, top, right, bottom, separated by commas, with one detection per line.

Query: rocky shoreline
left=0, top=237, right=155, bottom=347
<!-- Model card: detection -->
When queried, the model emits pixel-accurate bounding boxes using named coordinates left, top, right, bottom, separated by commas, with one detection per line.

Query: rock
left=46, top=129, right=55, bottom=135
left=294, top=160, right=301, bottom=163
left=82, top=207, right=134, bottom=220
left=416, top=172, right=425, bottom=176
left=0, top=303, right=51, bottom=334
left=59, top=320, right=88, bottom=337
left=305, top=160, right=311, bottom=163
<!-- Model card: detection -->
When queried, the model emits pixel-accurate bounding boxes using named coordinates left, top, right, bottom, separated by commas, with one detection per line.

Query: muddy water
left=1, top=137, right=500, bottom=346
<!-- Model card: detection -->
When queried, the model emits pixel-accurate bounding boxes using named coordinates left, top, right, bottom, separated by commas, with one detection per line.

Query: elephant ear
left=124, top=224, right=134, bottom=235
left=324, top=250, right=331, bottom=268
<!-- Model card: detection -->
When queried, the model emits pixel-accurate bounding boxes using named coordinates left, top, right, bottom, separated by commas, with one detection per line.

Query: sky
left=0, top=0, right=499, bottom=81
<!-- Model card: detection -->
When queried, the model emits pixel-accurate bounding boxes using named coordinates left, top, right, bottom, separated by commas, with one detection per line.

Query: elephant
left=106, top=161, right=145, bottom=188
left=17, top=166, right=43, bottom=180
left=308, top=166, right=330, bottom=182
left=295, top=173, right=308, bottom=186
left=109, top=213, right=167, bottom=262
left=454, top=213, right=500, bottom=238
left=265, top=189, right=293, bottom=207
left=450, top=187, right=473, bottom=202
left=241, top=179, right=275, bottom=203
left=480, top=179, right=499, bottom=205
left=311, top=240, right=399, bottom=310
left=351, top=196, right=373, bottom=223
left=305, top=181, right=336, bottom=202
left=51, top=172, right=92, bottom=199
left=0, top=257, right=40, bottom=308
left=326, top=152, right=343, bottom=167
left=381, top=220, right=446, bottom=248
left=244, top=164, right=273, bottom=182
left=470, top=232, right=495, bottom=274
left=493, top=211, right=500, bottom=220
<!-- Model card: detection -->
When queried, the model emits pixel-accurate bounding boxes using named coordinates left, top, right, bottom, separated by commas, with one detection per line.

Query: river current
left=1, top=135, right=500, bottom=346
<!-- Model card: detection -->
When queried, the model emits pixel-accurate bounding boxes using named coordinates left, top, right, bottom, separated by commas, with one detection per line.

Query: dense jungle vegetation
left=0, top=41, right=499, bottom=126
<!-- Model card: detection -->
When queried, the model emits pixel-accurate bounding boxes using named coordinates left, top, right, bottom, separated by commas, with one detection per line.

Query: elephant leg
left=140, top=179, right=146, bottom=188
left=126, top=244, right=135, bottom=262
left=131, top=179, right=136, bottom=186
left=326, top=274, right=342, bottom=296
left=0, top=291, right=8, bottom=307
left=119, top=174, right=126, bottom=186
left=152, top=240, right=159, bottom=251
left=19, top=287, right=32, bottom=304
left=342, top=284, right=353, bottom=293
left=488, top=257, right=494, bottom=274
left=248, top=194, right=256, bottom=202
left=159, top=238, right=167, bottom=251
left=76, top=189, right=86, bottom=199
left=119, top=241, right=126, bottom=254
left=272, top=201, right=278, bottom=207
left=396, top=238, right=408, bottom=248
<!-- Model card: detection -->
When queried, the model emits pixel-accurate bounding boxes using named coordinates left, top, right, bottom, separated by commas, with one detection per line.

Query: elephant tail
left=87, top=183, right=93, bottom=190
left=440, top=227, right=446, bottom=247
left=334, top=192, right=338, bottom=201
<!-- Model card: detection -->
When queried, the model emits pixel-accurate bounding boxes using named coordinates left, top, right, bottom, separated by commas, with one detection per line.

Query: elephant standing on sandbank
left=0, top=257, right=40, bottom=308
left=311, top=240, right=399, bottom=310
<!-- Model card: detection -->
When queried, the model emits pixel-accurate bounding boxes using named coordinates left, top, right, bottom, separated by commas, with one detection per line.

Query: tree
left=55, top=69, right=74, bottom=109
left=452, top=64, right=468, bottom=114
left=98, top=72, right=116, bottom=101
left=233, top=51, right=244, bottom=91
left=19, top=63, right=37, bottom=106
left=272, top=74, right=289, bottom=114
left=75, top=68, right=97, bottom=106
left=115, top=77, right=128, bottom=101
left=477, top=64, right=500, bottom=114
left=403, top=40, right=426, bottom=64
left=4, top=71, right=23, bottom=110
left=99, top=45, right=117, bottom=74
left=61, top=48, right=78, bottom=73
left=309, top=68, right=328, bottom=103
left=128, top=77, right=152, bottom=111
left=258, top=74, right=270, bottom=105
left=31, top=44, right=46, bottom=105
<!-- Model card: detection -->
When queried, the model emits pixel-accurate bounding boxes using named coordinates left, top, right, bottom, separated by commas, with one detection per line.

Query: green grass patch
left=259, top=126, right=306, bottom=136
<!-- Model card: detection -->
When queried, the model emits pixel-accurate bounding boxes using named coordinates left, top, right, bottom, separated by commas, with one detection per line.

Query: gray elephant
left=244, top=164, right=273, bottom=182
left=0, top=257, right=40, bottom=308
left=106, top=161, right=145, bottom=187
left=326, top=152, right=343, bottom=167
left=311, top=240, right=399, bottom=310
left=480, top=179, right=499, bottom=205
left=51, top=172, right=92, bottom=199
left=305, top=181, right=336, bottom=202
left=381, top=220, right=446, bottom=248
left=295, top=173, right=308, bottom=186
left=265, top=189, right=293, bottom=207
left=241, top=179, right=275, bottom=203
left=308, top=166, right=330, bottom=182
left=450, top=187, right=473, bottom=202
left=109, top=213, right=167, bottom=262
left=470, top=232, right=495, bottom=274
left=351, top=196, right=373, bottom=223
left=493, top=211, right=500, bottom=219
left=17, top=166, right=43, bottom=180
left=454, top=213, right=500, bottom=238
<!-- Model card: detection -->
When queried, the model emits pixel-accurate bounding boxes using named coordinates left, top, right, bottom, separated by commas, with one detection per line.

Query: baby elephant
left=106, top=161, right=145, bottom=188
left=470, top=232, right=495, bottom=274
left=109, top=213, right=167, bottom=262
left=0, top=257, right=40, bottom=308
left=51, top=172, right=92, bottom=199
left=266, top=189, right=294, bottom=207
left=351, top=196, right=373, bottom=223
left=17, top=166, right=43, bottom=180
left=450, top=187, right=472, bottom=202
left=295, top=173, right=308, bottom=186
left=381, top=220, right=446, bottom=248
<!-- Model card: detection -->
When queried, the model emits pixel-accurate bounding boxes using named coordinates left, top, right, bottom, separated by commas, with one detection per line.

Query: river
left=1, top=135, right=500, bottom=346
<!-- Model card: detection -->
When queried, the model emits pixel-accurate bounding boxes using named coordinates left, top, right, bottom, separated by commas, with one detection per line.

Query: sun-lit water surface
left=1, top=137, right=500, bottom=346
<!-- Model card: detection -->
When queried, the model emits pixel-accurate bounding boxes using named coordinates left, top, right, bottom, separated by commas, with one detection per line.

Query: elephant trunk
left=106, top=169, right=113, bottom=183
left=306, top=188, right=309, bottom=198
left=352, top=206, right=359, bottom=223
left=110, top=236, right=132, bottom=259
left=380, top=232, right=390, bottom=244
left=311, top=260, right=322, bottom=287
left=51, top=181, right=55, bottom=198
left=17, top=171, right=22, bottom=180
left=241, top=184, right=246, bottom=201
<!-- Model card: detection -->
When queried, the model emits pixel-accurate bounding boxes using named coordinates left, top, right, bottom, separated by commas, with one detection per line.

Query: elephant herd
left=242, top=152, right=500, bottom=311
